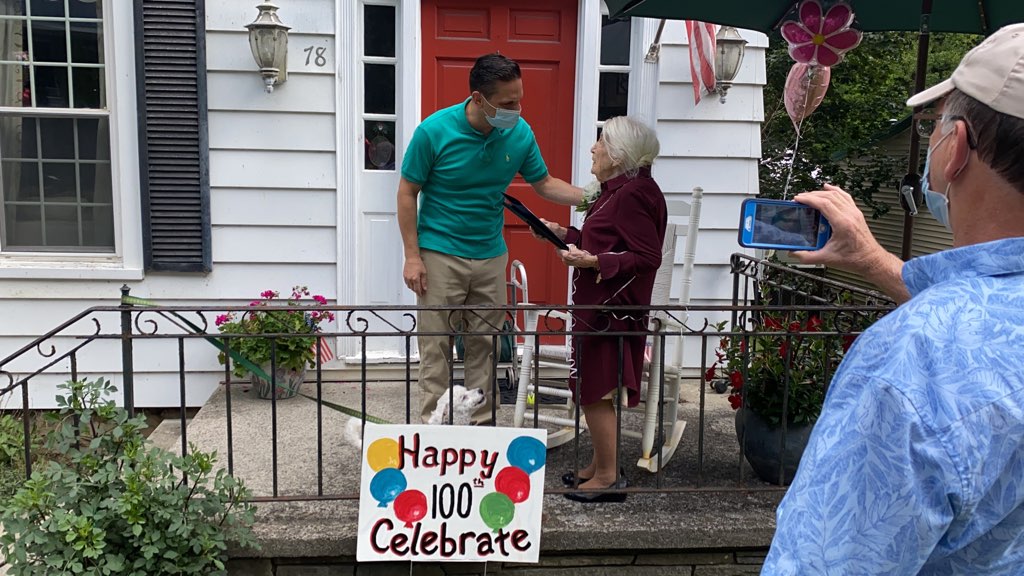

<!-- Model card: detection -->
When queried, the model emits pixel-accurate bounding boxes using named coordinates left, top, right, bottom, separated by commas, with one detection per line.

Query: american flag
left=685, top=21, right=717, bottom=104
left=313, top=336, right=334, bottom=363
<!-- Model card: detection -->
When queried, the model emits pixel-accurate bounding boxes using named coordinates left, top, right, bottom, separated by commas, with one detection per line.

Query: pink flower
left=326, top=312, right=335, bottom=322
left=215, top=314, right=231, bottom=326
left=781, top=0, right=862, bottom=67
left=249, top=300, right=261, bottom=307
left=260, top=290, right=277, bottom=299
left=313, top=295, right=327, bottom=305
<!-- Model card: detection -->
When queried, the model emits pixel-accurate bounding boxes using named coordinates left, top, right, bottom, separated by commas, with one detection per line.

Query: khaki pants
left=417, top=249, right=507, bottom=424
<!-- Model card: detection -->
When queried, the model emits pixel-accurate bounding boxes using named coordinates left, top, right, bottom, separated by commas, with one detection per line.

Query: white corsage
left=576, top=180, right=601, bottom=213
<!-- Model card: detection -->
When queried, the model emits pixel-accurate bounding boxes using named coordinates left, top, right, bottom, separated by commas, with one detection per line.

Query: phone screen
left=753, top=203, right=821, bottom=248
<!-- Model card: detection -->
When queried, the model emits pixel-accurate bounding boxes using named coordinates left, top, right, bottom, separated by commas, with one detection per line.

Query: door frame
left=335, top=0, right=660, bottom=356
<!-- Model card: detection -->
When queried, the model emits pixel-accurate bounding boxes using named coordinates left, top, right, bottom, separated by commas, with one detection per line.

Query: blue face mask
left=921, top=131, right=953, bottom=230
left=481, top=95, right=521, bottom=129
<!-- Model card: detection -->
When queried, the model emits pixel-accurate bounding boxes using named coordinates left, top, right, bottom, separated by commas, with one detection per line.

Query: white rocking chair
left=510, top=187, right=703, bottom=472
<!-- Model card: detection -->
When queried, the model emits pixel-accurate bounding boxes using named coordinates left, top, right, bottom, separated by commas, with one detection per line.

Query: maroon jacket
left=563, top=167, right=666, bottom=405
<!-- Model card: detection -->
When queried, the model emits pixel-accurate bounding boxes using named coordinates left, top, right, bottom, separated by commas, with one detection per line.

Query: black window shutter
left=135, top=0, right=211, bottom=272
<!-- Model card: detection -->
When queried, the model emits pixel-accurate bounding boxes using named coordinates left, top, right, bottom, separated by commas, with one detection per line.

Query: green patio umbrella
left=607, top=0, right=1024, bottom=259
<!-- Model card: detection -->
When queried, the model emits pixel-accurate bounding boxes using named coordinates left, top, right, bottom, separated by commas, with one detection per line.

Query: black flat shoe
left=563, top=478, right=629, bottom=503
left=561, top=467, right=626, bottom=487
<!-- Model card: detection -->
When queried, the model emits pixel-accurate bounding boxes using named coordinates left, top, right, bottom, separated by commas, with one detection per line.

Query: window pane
left=39, top=116, right=73, bottom=158
left=3, top=202, right=42, bottom=247
left=598, top=72, right=628, bottom=121
left=364, top=63, right=394, bottom=114
left=30, top=19, right=67, bottom=62
left=43, top=203, right=77, bottom=245
left=80, top=204, right=112, bottom=248
left=0, top=64, right=30, bottom=108
left=2, top=160, right=39, bottom=201
left=600, top=16, right=631, bottom=66
left=364, top=5, right=395, bottom=58
left=70, top=20, right=101, bottom=64
left=76, top=117, right=108, bottom=160
left=79, top=162, right=110, bottom=202
left=69, top=0, right=100, bottom=19
left=29, top=0, right=63, bottom=17
left=72, top=66, right=102, bottom=108
left=34, top=64, right=69, bottom=107
left=41, top=161, right=75, bottom=201
left=364, top=120, right=395, bottom=171
left=0, top=116, right=36, bottom=158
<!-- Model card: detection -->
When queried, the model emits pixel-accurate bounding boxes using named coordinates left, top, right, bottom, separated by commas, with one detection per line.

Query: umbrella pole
left=900, top=0, right=934, bottom=261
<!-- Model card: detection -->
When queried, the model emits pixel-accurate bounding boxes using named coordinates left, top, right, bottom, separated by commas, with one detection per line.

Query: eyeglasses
left=915, top=112, right=941, bottom=138
left=915, top=112, right=977, bottom=148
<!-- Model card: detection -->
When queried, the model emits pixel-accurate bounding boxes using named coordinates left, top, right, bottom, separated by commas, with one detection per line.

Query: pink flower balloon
left=784, top=63, right=831, bottom=128
left=781, top=0, right=862, bottom=67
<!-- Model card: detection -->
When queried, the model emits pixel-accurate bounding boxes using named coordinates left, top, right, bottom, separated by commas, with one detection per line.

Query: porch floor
left=164, top=377, right=782, bottom=568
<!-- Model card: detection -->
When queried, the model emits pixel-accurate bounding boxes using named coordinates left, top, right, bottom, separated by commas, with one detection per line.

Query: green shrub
left=0, top=378, right=258, bottom=575
left=0, top=412, right=28, bottom=501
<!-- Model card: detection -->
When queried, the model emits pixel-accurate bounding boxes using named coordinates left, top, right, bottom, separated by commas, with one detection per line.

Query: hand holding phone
left=737, top=198, right=831, bottom=251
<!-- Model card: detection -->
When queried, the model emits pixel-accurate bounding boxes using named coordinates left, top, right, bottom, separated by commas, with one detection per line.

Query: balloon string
left=782, top=119, right=804, bottom=200
left=782, top=64, right=814, bottom=200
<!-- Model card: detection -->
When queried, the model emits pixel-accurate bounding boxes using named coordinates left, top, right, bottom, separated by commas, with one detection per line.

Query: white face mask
left=480, top=95, right=520, bottom=129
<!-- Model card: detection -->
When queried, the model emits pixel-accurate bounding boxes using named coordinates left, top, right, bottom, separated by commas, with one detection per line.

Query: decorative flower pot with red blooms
left=706, top=313, right=851, bottom=485
left=215, top=286, right=335, bottom=400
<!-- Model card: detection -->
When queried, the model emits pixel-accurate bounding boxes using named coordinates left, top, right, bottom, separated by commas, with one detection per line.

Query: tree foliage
left=759, top=31, right=981, bottom=217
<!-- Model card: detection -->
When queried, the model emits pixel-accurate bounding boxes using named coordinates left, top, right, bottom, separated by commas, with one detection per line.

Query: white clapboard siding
left=650, top=21, right=765, bottom=372
left=206, top=32, right=335, bottom=76
left=7, top=372, right=224, bottom=411
left=213, top=227, right=337, bottom=264
left=207, top=72, right=336, bottom=114
left=209, top=150, right=336, bottom=189
left=209, top=111, right=337, bottom=152
left=211, top=189, right=336, bottom=227
left=206, top=0, right=335, bottom=35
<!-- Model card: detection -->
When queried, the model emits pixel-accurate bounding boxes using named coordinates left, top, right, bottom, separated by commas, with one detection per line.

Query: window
left=597, top=9, right=631, bottom=139
left=0, top=0, right=112, bottom=252
left=362, top=2, right=396, bottom=171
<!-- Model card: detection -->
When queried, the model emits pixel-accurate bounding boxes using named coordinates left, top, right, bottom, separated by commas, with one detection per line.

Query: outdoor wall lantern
left=246, top=1, right=290, bottom=93
left=713, top=26, right=748, bottom=103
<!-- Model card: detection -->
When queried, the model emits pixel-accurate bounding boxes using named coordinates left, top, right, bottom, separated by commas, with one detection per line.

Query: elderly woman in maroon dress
left=540, top=116, right=666, bottom=502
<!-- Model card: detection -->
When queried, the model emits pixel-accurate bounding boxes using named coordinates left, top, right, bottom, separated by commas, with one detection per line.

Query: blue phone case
left=737, top=198, right=832, bottom=251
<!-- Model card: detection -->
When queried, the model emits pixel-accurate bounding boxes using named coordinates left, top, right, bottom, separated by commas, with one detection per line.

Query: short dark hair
left=469, top=53, right=521, bottom=98
left=944, top=89, right=1024, bottom=195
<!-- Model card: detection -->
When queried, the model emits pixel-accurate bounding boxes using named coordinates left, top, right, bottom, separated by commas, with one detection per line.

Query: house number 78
left=303, top=46, right=328, bottom=67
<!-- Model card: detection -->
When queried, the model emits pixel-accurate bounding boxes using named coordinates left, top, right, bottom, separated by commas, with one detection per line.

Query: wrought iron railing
left=0, top=255, right=897, bottom=500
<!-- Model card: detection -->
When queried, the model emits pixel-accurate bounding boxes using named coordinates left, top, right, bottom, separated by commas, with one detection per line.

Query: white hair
left=602, top=116, right=660, bottom=178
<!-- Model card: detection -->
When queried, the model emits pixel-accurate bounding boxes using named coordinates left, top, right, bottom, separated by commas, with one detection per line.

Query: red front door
left=420, top=0, right=578, bottom=307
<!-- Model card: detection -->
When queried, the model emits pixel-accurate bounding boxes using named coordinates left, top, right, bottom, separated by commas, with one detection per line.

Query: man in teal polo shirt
left=398, top=53, right=582, bottom=424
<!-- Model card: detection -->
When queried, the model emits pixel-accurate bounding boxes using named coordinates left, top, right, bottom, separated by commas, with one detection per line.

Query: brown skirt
left=568, top=333, right=645, bottom=407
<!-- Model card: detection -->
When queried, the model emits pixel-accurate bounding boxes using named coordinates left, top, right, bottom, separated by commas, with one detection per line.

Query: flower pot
left=250, top=365, right=306, bottom=400
left=734, top=407, right=813, bottom=486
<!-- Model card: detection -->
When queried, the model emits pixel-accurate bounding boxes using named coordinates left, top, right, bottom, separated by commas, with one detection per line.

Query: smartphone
left=737, top=198, right=832, bottom=251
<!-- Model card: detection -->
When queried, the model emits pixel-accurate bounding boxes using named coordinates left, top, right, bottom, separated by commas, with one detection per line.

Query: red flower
left=788, top=321, right=802, bottom=332
left=805, top=315, right=822, bottom=332
left=779, top=340, right=790, bottom=359
left=842, top=334, right=858, bottom=353
left=728, top=394, right=743, bottom=410
left=764, top=316, right=783, bottom=330
left=729, top=370, right=744, bottom=390
left=705, top=366, right=718, bottom=382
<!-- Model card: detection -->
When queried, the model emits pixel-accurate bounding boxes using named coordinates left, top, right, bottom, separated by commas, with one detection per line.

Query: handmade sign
left=356, top=424, right=548, bottom=563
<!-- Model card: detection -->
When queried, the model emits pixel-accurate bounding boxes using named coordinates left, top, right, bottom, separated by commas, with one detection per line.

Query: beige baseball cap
left=907, top=23, right=1024, bottom=119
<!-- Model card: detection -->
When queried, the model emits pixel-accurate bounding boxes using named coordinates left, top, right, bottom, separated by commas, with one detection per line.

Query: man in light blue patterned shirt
left=765, top=24, right=1024, bottom=575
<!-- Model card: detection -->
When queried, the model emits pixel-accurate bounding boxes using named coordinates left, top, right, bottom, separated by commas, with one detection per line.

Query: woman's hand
left=534, top=218, right=567, bottom=241
left=558, top=244, right=599, bottom=269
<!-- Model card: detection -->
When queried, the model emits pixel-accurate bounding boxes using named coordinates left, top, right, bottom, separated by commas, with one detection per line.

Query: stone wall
left=227, top=549, right=768, bottom=575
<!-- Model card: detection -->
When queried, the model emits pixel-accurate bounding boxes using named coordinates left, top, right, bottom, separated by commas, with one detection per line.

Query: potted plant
left=215, top=286, right=334, bottom=400
left=707, top=314, right=856, bottom=485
